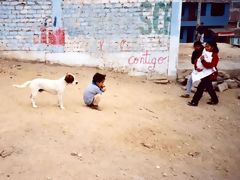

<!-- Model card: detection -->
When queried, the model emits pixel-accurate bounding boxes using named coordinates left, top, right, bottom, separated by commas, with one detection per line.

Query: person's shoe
left=88, top=104, right=100, bottom=110
left=187, top=101, right=198, bottom=106
left=180, top=94, right=190, bottom=98
left=207, top=101, right=218, bottom=105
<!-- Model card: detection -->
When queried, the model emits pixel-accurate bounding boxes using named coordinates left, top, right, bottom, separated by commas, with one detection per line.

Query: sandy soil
left=0, top=59, right=240, bottom=180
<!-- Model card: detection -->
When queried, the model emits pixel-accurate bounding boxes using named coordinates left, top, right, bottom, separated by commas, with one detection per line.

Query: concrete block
left=191, top=87, right=197, bottom=93
left=177, top=78, right=187, bottom=85
left=226, top=79, right=238, bottom=89
left=236, top=76, right=240, bottom=81
left=217, top=82, right=229, bottom=92
left=177, top=69, right=192, bottom=79
left=218, top=71, right=231, bottom=79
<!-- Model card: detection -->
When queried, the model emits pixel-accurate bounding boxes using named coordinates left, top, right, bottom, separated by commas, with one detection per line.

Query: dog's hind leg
left=30, top=90, right=38, bottom=108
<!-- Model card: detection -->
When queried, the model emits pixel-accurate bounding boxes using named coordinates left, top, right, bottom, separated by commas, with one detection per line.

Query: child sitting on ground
left=83, top=73, right=106, bottom=110
left=181, top=41, right=204, bottom=98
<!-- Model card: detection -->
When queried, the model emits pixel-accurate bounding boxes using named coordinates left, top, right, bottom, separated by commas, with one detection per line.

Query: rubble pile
left=177, top=70, right=240, bottom=95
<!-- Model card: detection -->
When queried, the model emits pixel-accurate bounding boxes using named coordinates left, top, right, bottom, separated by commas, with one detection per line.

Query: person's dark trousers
left=191, top=76, right=218, bottom=105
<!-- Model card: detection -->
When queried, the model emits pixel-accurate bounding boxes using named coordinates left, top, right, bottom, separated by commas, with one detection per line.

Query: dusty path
left=0, top=59, right=240, bottom=180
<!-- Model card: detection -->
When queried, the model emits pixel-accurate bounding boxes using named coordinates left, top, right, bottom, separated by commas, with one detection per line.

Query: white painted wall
left=0, top=0, right=182, bottom=78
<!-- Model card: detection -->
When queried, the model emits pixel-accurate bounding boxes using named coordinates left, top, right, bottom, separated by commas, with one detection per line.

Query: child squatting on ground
left=83, top=73, right=106, bottom=110
left=181, top=41, right=204, bottom=98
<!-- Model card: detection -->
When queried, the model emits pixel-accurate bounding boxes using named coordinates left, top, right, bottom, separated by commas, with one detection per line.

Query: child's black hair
left=193, top=41, right=203, bottom=47
left=92, top=73, right=106, bottom=83
left=206, top=41, right=219, bottom=53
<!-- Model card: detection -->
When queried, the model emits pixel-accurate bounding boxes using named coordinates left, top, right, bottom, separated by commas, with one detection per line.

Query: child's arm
left=191, top=51, right=196, bottom=64
left=93, top=85, right=104, bottom=94
left=194, top=57, right=203, bottom=72
left=191, top=51, right=201, bottom=64
left=101, top=85, right=106, bottom=92
left=201, top=53, right=219, bottom=69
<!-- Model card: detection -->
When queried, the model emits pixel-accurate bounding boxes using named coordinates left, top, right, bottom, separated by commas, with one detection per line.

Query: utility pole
left=197, top=0, right=202, bottom=25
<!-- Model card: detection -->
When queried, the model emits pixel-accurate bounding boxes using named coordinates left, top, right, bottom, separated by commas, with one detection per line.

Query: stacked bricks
left=0, top=0, right=52, bottom=51
left=63, top=0, right=172, bottom=53
left=0, top=0, right=172, bottom=54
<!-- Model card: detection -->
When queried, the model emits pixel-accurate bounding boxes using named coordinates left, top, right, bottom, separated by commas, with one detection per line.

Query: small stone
left=141, top=142, right=154, bottom=149
left=70, top=152, right=82, bottom=158
left=162, top=172, right=168, bottom=177
left=211, top=146, right=216, bottom=150
left=187, top=151, right=200, bottom=157
left=156, top=165, right=160, bottom=169
left=0, top=147, right=14, bottom=158
left=224, top=167, right=229, bottom=173
left=154, top=79, right=169, bottom=84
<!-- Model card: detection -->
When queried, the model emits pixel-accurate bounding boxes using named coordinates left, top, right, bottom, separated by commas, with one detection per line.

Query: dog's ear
left=65, top=74, right=74, bottom=84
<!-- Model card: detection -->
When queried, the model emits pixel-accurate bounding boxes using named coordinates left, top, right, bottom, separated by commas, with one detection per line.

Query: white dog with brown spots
left=13, top=73, right=78, bottom=109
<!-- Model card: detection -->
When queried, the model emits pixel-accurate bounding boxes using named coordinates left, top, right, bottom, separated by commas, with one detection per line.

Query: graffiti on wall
left=139, top=1, right=171, bottom=35
left=33, top=26, right=65, bottom=45
left=33, top=18, right=65, bottom=46
left=128, top=50, right=167, bottom=71
left=97, top=39, right=129, bottom=52
left=62, top=1, right=172, bottom=72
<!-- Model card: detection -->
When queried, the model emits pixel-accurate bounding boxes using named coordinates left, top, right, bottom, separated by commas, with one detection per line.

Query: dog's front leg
left=30, top=92, right=38, bottom=108
left=57, top=93, right=65, bottom=110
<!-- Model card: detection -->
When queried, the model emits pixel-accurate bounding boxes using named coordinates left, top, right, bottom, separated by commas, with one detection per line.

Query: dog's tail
left=13, top=81, right=31, bottom=88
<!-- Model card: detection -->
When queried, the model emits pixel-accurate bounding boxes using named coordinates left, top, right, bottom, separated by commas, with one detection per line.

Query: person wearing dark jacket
left=188, top=41, right=219, bottom=106
left=195, top=22, right=206, bottom=42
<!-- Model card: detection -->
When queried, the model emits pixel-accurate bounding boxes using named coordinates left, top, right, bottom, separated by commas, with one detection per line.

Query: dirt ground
left=0, top=57, right=240, bottom=180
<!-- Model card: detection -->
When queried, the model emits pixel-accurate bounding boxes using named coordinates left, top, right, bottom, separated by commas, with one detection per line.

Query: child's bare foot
left=88, top=104, right=101, bottom=111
